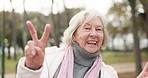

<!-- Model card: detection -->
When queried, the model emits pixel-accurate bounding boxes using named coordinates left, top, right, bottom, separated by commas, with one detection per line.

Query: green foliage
left=0, top=8, right=81, bottom=48
left=107, top=0, right=132, bottom=34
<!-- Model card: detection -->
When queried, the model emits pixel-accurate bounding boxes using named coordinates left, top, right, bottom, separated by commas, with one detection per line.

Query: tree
left=50, top=0, right=61, bottom=46
left=22, top=0, right=28, bottom=51
left=139, top=0, right=148, bottom=38
left=128, top=0, right=142, bottom=76
left=49, top=0, right=82, bottom=46
left=10, top=0, right=17, bottom=60
left=1, top=4, right=6, bottom=78
left=107, top=0, right=132, bottom=50
left=108, top=0, right=143, bottom=76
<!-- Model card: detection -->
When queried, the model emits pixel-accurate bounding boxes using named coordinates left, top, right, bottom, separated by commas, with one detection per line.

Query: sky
left=0, top=0, right=113, bottom=16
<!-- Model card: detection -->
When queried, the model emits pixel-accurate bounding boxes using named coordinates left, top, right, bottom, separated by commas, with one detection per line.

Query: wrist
left=25, top=62, right=42, bottom=70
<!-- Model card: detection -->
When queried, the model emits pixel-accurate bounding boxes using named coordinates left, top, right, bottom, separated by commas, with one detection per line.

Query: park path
left=4, top=73, right=16, bottom=78
left=2, top=62, right=147, bottom=78
left=110, top=61, right=147, bottom=73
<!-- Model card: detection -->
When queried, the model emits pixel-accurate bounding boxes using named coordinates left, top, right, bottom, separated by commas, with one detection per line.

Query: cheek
left=100, top=34, right=104, bottom=43
left=79, top=34, right=89, bottom=41
left=76, top=35, right=85, bottom=43
left=75, top=34, right=88, bottom=45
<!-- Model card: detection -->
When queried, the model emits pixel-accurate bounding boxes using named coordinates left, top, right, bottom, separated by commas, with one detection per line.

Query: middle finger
left=26, top=21, right=38, bottom=42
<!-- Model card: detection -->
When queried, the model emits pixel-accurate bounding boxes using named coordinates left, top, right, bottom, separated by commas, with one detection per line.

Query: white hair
left=62, top=10, right=109, bottom=49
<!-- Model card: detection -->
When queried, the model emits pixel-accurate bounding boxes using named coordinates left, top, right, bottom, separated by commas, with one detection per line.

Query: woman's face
left=73, top=17, right=104, bottom=53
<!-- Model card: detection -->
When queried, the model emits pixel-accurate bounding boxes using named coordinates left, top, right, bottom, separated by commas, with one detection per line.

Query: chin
left=86, top=49, right=97, bottom=53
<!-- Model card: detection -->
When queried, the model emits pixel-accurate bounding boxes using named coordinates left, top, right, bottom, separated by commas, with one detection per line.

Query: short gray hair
left=62, top=10, right=109, bottom=49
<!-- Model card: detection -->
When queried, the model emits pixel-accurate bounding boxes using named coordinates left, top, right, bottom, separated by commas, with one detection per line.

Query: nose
left=89, top=29, right=97, bottom=37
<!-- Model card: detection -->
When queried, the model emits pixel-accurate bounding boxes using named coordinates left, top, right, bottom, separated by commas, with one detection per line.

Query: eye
left=85, top=27, right=91, bottom=30
left=83, top=24, right=91, bottom=31
left=96, top=28, right=103, bottom=32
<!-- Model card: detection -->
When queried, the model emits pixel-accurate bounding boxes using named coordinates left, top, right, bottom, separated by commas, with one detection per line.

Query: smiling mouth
left=87, top=41, right=97, bottom=45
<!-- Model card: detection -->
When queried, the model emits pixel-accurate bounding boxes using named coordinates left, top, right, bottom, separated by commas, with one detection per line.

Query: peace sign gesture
left=24, top=21, right=51, bottom=69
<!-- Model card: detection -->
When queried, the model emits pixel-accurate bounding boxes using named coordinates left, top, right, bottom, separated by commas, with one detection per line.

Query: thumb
left=34, top=46, right=45, bottom=58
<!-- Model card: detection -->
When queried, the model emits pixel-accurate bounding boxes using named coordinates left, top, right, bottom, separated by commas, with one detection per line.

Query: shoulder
left=103, top=63, right=116, bottom=72
left=44, top=46, right=66, bottom=63
left=45, top=46, right=65, bottom=55
left=44, top=46, right=67, bottom=62
left=43, top=46, right=68, bottom=77
left=101, top=62, right=118, bottom=78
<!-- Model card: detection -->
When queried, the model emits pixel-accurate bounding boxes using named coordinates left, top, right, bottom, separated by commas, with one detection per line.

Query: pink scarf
left=57, top=46, right=102, bottom=78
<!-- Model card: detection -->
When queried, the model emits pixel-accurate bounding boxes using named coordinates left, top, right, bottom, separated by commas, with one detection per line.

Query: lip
left=86, top=40, right=98, bottom=45
left=87, top=40, right=98, bottom=42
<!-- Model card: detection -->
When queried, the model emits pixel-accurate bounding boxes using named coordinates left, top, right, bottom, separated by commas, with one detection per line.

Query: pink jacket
left=16, top=46, right=118, bottom=78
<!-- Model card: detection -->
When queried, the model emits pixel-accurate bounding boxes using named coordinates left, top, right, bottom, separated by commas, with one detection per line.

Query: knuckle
left=27, top=40, right=33, bottom=44
left=24, top=45, right=29, bottom=50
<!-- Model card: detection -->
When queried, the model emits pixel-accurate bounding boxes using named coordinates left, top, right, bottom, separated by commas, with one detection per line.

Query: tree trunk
left=11, top=9, right=17, bottom=60
left=112, top=34, right=116, bottom=50
left=23, top=9, right=28, bottom=49
left=139, top=0, right=148, bottom=38
left=128, top=0, right=142, bottom=76
left=63, top=0, right=71, bottom=27
left=51, top=0, right=61, bottom=47
left=123, top=35, right=129, bottom=51
left=22, top=0, right=28, bottom=53
left=1, top=9, right=6, bottom=78
left=7, top=32, right=12, bottom=59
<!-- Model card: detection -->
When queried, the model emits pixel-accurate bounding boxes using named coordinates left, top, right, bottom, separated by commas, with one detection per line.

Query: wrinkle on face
left=73, top=17, right=104, bottom=53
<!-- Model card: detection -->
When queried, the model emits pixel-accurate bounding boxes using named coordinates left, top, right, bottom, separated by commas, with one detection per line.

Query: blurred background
left=0, top=0, right=148, bottom=78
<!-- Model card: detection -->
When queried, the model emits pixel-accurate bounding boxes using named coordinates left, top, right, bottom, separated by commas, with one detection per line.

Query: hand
left=24, top=21, right=51, bottom=69
left=137, top=62, right=148, bottom=78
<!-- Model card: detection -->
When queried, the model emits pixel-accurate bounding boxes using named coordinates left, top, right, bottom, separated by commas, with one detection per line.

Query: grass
left=0, top=51, right=148, bottom=74
left=5, top=58, right=18, bottom=73
left=0, top=56, right=23, bottom=74
left=102, top=51, right=148, bottom=64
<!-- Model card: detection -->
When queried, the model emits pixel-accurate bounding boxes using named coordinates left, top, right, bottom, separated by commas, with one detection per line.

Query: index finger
left=40, top=24, right=51, bottom=43
left=26, top=21, right=38, bottom=42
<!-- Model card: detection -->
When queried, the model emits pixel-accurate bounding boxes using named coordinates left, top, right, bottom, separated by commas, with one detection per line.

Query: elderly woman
left=16, top=10, right=118, bottom=78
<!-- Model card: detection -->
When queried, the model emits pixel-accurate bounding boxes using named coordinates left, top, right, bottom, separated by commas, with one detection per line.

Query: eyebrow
left=85, top=23, right=103, bottom=28
left=85, top=23, right=90, bottom=26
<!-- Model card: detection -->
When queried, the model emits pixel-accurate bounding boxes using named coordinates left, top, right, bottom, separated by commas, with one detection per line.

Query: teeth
left=87, top=43, right=96, bottom=45
left=87, top=41, right=97, bottom=45
left=88, top=41, right=96, bottom=43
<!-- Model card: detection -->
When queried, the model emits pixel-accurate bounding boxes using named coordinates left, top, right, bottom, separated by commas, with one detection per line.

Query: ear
left=72, top=34, right=76, bottom=41
left=102, top=39, right=104, bottom=45
left=72, top=33, right=76, bottom=41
